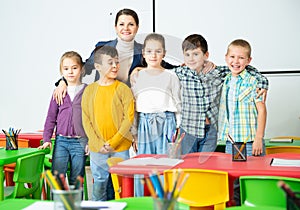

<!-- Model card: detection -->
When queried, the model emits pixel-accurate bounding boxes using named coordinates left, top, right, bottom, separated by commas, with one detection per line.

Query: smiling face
left=183, top=47, right=209, bottom=73
left=95, top=54, right=120, bottom=81
left=115, top=14, right=139, bottom=42
left=143, top=39, right=165, bottom=69
left=225, top=45, right=252, bottom=77
left=61, top=57, right=82, bottom=86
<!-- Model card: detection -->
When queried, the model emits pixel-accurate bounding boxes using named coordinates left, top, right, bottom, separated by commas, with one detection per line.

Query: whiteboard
left=155, top=0, right=300, bottom=72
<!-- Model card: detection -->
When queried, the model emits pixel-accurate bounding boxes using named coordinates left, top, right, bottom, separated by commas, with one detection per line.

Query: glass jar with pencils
left=167, top=142, right=181, bottom=159
left=153, top=197, right=179, bottom=210
left=2, top=128, right=21, bottom=150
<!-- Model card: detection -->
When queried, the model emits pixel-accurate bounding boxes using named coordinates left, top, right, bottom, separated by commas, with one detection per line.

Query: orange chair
left=266, top=146, right=300, bottom=155
left=164, top=169, right=229, bottom=210
left=0, top=138, right=30, bottom=186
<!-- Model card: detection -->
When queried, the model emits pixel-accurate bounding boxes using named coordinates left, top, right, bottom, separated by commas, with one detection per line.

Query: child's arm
left=81, top=87, right=105, bottom=150
left=42, top=96, right=59, bottom=146
left=171, top=72, right=182, bottom=128
left=216, top=65, right=269, bottom=102
left=107, top=87, right=135, bottom=150
left=245, top=65, right=269, bottom=102
left=53, top=80, right=67, bottom=106
left=252, top=101, right=267, bottom=156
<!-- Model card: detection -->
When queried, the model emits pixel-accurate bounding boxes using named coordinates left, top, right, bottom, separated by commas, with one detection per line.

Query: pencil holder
left=5, top=135, right=18, bottom=150
left=232, top=142, right=247, bottom=161
left=52, top=189, right=82, bottom=210
left=153, top=198, right=179, bottom=210
left=167, top=142, right=181, bottom=159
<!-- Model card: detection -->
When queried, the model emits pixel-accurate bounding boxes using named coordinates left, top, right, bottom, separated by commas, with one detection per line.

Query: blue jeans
left=52, top=136, right=87, bottom=185
left=180, top=125, right=217, bottom=155
left=90, top=150, right=129, bottom=201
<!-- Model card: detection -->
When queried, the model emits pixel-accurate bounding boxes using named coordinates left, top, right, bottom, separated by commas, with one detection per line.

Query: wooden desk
left=0, top=147, right=50, bottom=200
left=109, top=152, right=300, bottom=205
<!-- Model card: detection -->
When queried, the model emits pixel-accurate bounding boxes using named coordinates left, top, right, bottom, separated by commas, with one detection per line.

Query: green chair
left=4, top=152, right=45, bottom=199
left=239, top=176, right=300, bottom=208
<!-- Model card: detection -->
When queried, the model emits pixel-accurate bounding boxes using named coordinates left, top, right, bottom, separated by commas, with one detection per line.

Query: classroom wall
left=0, top=0, right=153, bottom=133
left=154, top=0, right=300, bottom=138
left=1, top=0, right=299, bottom=138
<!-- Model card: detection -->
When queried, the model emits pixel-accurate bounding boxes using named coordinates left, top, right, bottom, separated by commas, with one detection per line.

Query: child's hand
left=130, top=67, right=143, bottom=85
left=252, top=138, right=263, bottom=156
left=202, top=60, right=216, bottom=74
left=256, top=88, right=267, bottom=103
left=85, top=144, right=89, bottom=156
left=131, top=135, right=138, bottom=153
left=38, top=142, right=52, bottom=150
left=53, top=82, right=67, bottom=105
left=99, top=146, right=110, bottom=154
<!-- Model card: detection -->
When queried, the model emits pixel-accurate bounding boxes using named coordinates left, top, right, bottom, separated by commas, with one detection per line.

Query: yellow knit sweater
left=82, top=80, right=134, bottom=152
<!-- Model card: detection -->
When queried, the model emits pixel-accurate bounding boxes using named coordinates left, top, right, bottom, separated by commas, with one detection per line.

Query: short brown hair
left=227, top=39, right=252, bottom=58
left=182, top=34, right=208, bottom=54
left=94, top=46, right=118, bottom=64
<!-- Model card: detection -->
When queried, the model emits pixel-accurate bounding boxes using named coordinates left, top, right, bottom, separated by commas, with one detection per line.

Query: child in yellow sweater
left=82, top=46, right=134, bottom=201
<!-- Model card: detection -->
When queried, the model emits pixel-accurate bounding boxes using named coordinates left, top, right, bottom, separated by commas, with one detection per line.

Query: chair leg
left=4, top=170, right=15, bottom=186
left=83, top=172, right=88, bottom=200
left=41, top=178, right=48, bottom=200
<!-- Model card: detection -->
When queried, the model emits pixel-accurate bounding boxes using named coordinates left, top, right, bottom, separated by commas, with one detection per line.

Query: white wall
left=155, top=0, right=300, bottom=71
left=1, top=0, right=299, bottom=138
left=155, top=0, right=300, bottom=138
left=0, top=0, right=153, bottom=132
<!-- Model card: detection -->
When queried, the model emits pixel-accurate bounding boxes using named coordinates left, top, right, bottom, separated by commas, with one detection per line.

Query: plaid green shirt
left=218, top=70, right=264, bottom=142
left=171, top=65, right=268, bottom=138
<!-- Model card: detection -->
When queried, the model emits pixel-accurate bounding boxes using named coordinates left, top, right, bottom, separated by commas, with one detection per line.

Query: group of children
left=39, top=31, right=268, bottom=201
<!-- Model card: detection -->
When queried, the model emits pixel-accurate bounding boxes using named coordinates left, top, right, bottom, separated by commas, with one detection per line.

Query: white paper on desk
left=271, top=158, right=300, bottom=167
left=119, top=157, right=183, bottom=166
left=81, top=201, right=127, bottom=209
left=22, top=201, right=126, bottom=210
left=23, top=201, right=54, bottom=210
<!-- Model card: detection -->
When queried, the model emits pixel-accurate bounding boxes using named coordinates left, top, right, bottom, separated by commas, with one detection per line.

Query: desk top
left=110, top=152, right=300, bottom=179
left=217, top=139, right=300, bottom=147
left=0, top=197, right=189, bottom=210
left=0, top=147, right=50, bottom=166
left=175, top=152, right=300, bottom=178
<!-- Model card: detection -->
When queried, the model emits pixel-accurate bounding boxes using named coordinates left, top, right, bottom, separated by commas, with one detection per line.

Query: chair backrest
left=10, top=152, right=45, bottom=199
left=164, top=169, right=229, bottom=210
left=266, top=146, right=300, bottom=154
left=107, top=157, right=124, bottom=200
left=240, top=176, right=300, bottom=208
left=0, top=138, right=29, bottom=148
